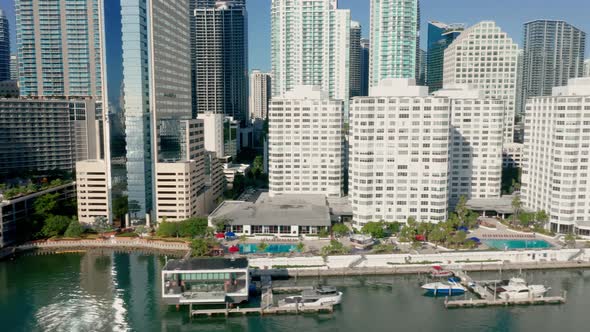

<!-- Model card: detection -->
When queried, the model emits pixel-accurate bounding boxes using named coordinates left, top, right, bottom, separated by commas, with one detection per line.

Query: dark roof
left=163, top=258, right=248, bottom=271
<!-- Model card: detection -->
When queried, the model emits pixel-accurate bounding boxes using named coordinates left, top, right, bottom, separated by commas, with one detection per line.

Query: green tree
left=113, top=195, right=129, bottom=223
left=41, top=215, right=71, bottom=237
left=318, top=228, right=330, bottom=238
left=33, top=193, right=60, bottom=218
left=64, top=219, right=84, bottom=238
left=456, top=196, right=468, bottom=224
left=451, top=230, right=467, bottom=247
left=321, top=240, right=350, bottom=256
left=332, top=223, right=349, bottom=237
left=252, top=156, right=264, bottom=175
left=518, top=212, right=535, bottom=228
left=191, top=238, right=216, bottom=257
left=372, top=243, right=395, bottom=254
left=93, top=217, right=112, bottom=234
left=511, top=196, right=522, bottom=224
left=385, top=222, right=401, bottom=235
left=361, top=222, right=386, bottom=238
left=564, top=233, right=577, bottom=249
left=535, top=210, right=549, bottom=228
left=296, top=242, right=305, bottom=252
left=428, top=226, right=446, bottom=245
left=178, top=217, right=209, bottom=238
left=156, top=221, right=179, bottom=238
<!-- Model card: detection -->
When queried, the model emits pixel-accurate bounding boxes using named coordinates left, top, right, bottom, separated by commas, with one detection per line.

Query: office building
left=0, top=80, right=18, bottom=97
left=15, top=0, right=104, bottom=98
left=268, top=85, right=345, bottom=198
left=417, top=49, right=426, bottom=85
left=76, top=160, right=110, bottom=224
left=426, top=21, right=464, bottom=93
left=349, top=79, right=504, bottom=227
left=9, top=54, right=17, bottom=80
left=369, top=0, right=420, bottom=87
left=350, top=21, right=362, bottom=98
left=271, top=0, right=350, bottom=105
left=522, top=20, right=586, bottom=100
left=249, top=70, right=271, bottom=120
left=522, top=78, right=590, bottom=235
left=121, top=0, right=197, bottom=224
left=585, top=59, right=590, bottom=77
left=0, top=9, right=9, bottom=82
left=198, top=112, right=226, bottom=158
left=191, top=0, right=248, bottom=122
left=0, top=98, right=101, bottom=176
left=360, top=39, right=370, bottom=96
left=443, top=21, right=520, bottom=143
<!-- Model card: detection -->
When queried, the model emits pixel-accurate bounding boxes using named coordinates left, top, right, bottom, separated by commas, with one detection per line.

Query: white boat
left=422, top=279, right=466, bottom=296
left=278, top=286, right=343, bottom=308
left=497, top=278, right=549, bottom=300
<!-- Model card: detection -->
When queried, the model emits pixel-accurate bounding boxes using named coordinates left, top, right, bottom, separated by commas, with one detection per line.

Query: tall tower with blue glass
left=121, top=0, right=194, bottom=224
left=426, top=21, right=463, bottom=93
left=0, top=9, right=9, bottom=82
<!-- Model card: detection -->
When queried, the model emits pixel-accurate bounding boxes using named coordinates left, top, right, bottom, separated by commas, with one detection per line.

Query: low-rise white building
left=268, top=85, right=345, bottom=198
left=76, top=160, right=110, bottom=225
left=522, top=78, right=590, bottom=235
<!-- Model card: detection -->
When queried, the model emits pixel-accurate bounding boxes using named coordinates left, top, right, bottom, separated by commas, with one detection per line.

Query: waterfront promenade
left=14, top=238, right=190, bottom=255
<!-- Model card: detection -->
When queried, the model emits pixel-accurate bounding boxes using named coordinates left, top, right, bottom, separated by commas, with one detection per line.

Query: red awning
left=229, top=246, right=240, bottom=253
left=215, top=233, right=225, bottom=239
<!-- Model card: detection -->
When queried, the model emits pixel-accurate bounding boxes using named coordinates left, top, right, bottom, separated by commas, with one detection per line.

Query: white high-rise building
left=349, top=79, right=504, bottom=227
left=249, top=70, right=271, bottom=120
left=198, top=112, right=226, bottom=158
left=522, top=78, right=590, bottom=235
left=584, top=59, right=590, bottom=77
left=268, top=85, right=344, bottom=198
left=369, top=0, right=420, bottom=87
left=271, top=0, right=350, bottom=105
left=435, top=87, right=504, bottom=206
left=443, top=21, right=520, bottom=143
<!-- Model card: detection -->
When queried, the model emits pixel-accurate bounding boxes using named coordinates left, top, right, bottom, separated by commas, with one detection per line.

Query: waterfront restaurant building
left=162, top=258, right=249, bottom=305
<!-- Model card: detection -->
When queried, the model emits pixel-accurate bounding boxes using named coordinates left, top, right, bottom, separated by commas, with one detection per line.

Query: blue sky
left=3, top=0, right=590, bottom=76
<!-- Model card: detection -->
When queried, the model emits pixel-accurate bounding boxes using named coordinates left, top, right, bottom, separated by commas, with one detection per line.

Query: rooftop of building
left=163, top=258, right=248, bottom=271
left=551, top=78, right=590, bottom=96
left=466, top=195, right=527, bottom=215
left=209, top=192, right=331, bottom=227
left=327, top=196, right=353, bottom=216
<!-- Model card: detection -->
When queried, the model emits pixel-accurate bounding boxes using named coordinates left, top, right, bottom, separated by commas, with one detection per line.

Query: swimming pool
left=483, top=239, right=553, bottom=250
left=239, top=243, right=299, bottom=254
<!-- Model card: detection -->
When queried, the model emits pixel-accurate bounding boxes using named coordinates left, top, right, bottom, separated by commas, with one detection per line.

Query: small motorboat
left=496, top=278, right=550, bottom=300
left=422, top=278, right=466, bottom=296
left=278, top=286, right=343, bottom=308
left=430, top=265, right=454, bottom=278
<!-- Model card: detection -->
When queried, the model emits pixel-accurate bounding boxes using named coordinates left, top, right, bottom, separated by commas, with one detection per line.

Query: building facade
left=443, top=21, right=520, bottom=143
left=522, top=20, right=586, bottom=100
left=76, top=160, right=110, bottom=224
left=9, top=54, right=17, bottom=81
left=349, top=21, right=362, bottom=98
left=191, top=0, right=248, bottom=122
left=0, top=9, right=9, bottom=82
left=271, top=0, right=350, bottom=105
left=360, top=39, right=370, bottom=97
left=268, top=86, right=345, bottom=198
left=15, top=0, right=104, bottom=98
left=503, top=143, right=523, bottom=168
left=585, top=59, right=590, bottom=77
left=426, top=21, right=464, bottom=93
left=522, top=78, right=590, bottom=235
left=249, top=70, right=271, bottom=120
left=369, top=0, right=420, bottom=87
left=0, top=99, right=101, bottom=176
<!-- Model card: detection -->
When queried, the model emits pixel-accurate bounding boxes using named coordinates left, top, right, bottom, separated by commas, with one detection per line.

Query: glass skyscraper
left=426, top=21, right=463, bottom=92
left=522, top=20, right=586, bottom=99
left=0, top=9, right=9, bottom=82
left=360, top=39, right=370, bottom=96
left=15, top=0, right=104, bottom=98
left=369, top=0, right=420, bottom=87
left=191, top=0, right=248, bottom=123
left=349, top=21, right=362, bottom=98
left=121, top=0, right=194, bottom=222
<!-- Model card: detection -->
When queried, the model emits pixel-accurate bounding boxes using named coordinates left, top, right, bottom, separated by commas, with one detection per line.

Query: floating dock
left=444, top=270, right=567, bottom=309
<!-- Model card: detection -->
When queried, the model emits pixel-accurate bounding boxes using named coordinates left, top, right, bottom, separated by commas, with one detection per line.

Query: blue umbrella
left=468, top=237, right=481, bottom=243
left=225, top=231, right=236, bottom=237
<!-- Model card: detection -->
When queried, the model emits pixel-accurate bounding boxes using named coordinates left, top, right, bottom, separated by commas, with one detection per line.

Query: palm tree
left=511, top=196, right=522, bottom=225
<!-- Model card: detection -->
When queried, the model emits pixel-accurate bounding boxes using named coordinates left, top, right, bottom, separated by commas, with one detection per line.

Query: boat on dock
left=422, top=278, right=466, bottom=296
left=429, top=266, right=454, bottom=278
left=278, top=286, right=343, bottom=308
left=494, top=278, right=549, bottom=300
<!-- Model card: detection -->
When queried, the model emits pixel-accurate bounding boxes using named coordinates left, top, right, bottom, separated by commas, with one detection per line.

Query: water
left=484, top=239, right=553, bottom=250
left=239, top=243, right=299, bottom=254
left=2, top=252, right=590, bottom=332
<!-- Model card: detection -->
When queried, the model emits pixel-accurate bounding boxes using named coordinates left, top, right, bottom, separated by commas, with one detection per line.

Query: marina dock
left=445, top=270, right=567, bottom=309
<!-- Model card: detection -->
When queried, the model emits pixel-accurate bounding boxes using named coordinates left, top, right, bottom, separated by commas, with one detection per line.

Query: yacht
left=496, top=278, right=549, bottom=300
left=278, top=286, right=343, bottom=308
left=422, top=278, right=466, bottom=296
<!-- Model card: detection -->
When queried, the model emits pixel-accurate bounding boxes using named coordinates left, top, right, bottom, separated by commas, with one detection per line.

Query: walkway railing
left=18, top=239, right=190, bottom=251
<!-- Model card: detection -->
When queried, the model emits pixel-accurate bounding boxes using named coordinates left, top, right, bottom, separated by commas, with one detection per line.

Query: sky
left=2, top=0, right=590, bottom=82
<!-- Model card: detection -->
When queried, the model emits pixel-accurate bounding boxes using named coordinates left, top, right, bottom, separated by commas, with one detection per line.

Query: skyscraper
left=9, top=54, right=17, bottom=81
left=0, top=9, right=9, bottom=82
left=360, top=39, right=370, bottom=96
left=191, top=0, right=248, bottom=123
left=271, top=0, right=350, bottom=104
left=426, top=21, right=464, bottom=92
left=417, top=49, right=426, bottom=85
left=369, top=0, right=420, bottom=87
left=249, top=70, right=271, bottom=120
left=584, top=59, right=590, bottom=77
left=15, top=0, right=104, bottom=98
left=443, top=21, right=519, bottom=143
left=121, top=0, right=199, bottom=223
left=522, top=20, right=586, bottom=99
left=349, top=21, right=362, bottom=98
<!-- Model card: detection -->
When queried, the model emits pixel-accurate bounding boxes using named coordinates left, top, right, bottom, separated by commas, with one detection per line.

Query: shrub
left=41, top=215, right=71, bottom=238
left=64, top=219, right=84, bottom=238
